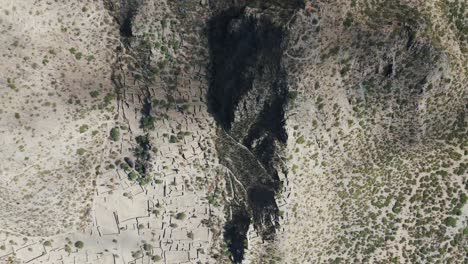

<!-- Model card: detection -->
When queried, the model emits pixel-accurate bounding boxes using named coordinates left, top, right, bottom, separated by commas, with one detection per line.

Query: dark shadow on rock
left=207, top=4, right=294, bottom=262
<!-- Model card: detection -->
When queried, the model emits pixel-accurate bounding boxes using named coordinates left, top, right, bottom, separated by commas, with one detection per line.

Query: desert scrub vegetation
left=440, top=0, right=468, bottom=41
left=324, top=139, right=468, bottom=262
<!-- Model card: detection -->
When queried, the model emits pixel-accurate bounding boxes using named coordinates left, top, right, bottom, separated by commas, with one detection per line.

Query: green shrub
left=128, top=171, right=138, bottom=181
left=140, top=115, right=156, bottom=130
left=444, top=217, right=457, bottom=227
left=175, top=212, right=186, bottom=220
left=120, top=162, right=130, bottom=171
left=343, top=13, right=353, bottom=27
left=296, top=136, right=305, bottom=144
left=138, top=176, right=152, bottom=186
left=288, top=91, right=298, bottom=101
left=75, top=52, right=83, bottom=60
left=89, top=91, right=100, bottom=98
left=110, top=127, right=120, bottom=141
left=65, top=244, right=71, bottom=253
left=168, top=135, right=178, bottom=143
left=74, top=241, right=84, bottom=249
left=79, top=124, right=89, bottom=133
left=187, top=231, right=194, bottom=239
left=132, top=250, right=143, bottom=258
left=143, top=243, right=152, bottom=251
left=103, top=93, right=115, bottom=106
left=76, top=148, right=86, bottom=155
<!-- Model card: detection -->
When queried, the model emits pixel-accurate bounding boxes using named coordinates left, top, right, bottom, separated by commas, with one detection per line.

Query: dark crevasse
left=207, top=6, right=292, bottom=263
left=104, top=0, right=141, bottom=38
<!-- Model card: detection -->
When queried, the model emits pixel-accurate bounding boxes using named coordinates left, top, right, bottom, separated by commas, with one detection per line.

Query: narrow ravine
left=207, top=2, right=301, bottom=262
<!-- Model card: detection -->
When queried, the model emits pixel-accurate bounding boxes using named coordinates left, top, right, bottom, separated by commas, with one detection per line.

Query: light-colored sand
left=0, top=0, right=224, bottom=263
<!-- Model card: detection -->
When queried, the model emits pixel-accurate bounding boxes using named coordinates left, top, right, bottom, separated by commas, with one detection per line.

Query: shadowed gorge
left=104, top=0, right=142, bottom=38
left=208, top=5, right=292, bottom=262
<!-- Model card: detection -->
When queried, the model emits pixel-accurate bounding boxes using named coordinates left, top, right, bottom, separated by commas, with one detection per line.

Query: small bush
left=74, top=241, right=84, bottom=249
left=110, top=127, right=120, bottom=141
left=128, top=171, right=138, bottom=181
left=89, top=91, right=100, bottom=98
left=79, top=124, right=89, bottom=133
left=140, top=115, right=156, bottom=130
left=187, top=231, right=194, bottom=239
left=75, top=52, right=83, bottom=60
left=76, top=148, right=86, bottom=156
left=64, top=244, right=71, bottom=253
left=120, top=162, right=130, bottom=171
left=103, top=93, right=115, bottom=106
left=138, top=176, right=152, bottom=186
left=444, top=217, right=457, bottom=227
left=175, top=212, right=186, bottom=220
left=132, top=250, right=143, bottom=258
left=296, top=136, right=305, bottom=144
left=169, top=135, right=178, bottom=143
left=343, top=13, right=353, bottom=27
left=288, top=91, right=298, bottom=101
left=143, top=243, right=152, bottom=251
